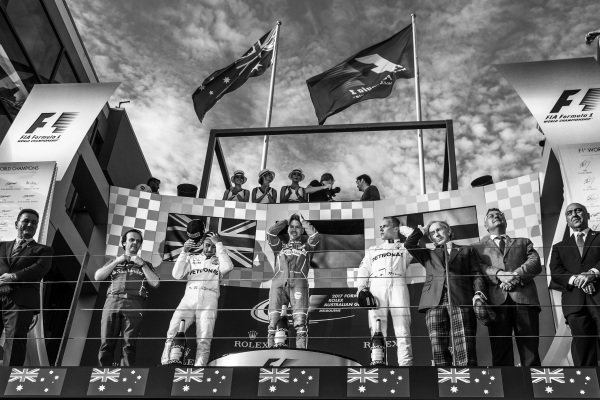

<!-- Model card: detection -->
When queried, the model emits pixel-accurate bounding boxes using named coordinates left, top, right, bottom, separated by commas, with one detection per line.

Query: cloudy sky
left=67, top=0, right=599, bottom=200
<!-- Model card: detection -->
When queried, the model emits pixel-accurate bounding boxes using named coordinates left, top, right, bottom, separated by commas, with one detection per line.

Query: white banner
left=0, top=83, right=118, bottom=180
left=497, top=57, right=600, bottom=146
left=0, top=161, right=56, bottom=242
left=556, top=143, right=600, bottom=229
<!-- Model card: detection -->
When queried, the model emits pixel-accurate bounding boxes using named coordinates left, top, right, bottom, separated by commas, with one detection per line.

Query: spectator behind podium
left=306, top=173, right=341, bottom=202
left=222, top=170, right=250, bottom=202
left=251, top=169, right=277, bottom=204
left=356, top=174, right=380, bottom=201
left=95, top=229, right=159, bottom=366
left=0, top=209, right=53, bottom=366
left=280, top=168, right=307, bottom=203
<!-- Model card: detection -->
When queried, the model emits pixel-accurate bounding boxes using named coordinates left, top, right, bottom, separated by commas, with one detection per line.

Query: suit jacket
left=0, top=239, right=53, bottom=310
left=549, top=230, right=600, bottom=317
left=405, top=229, right=486, bottom=312
left=473, top=235, right=541, bottom=306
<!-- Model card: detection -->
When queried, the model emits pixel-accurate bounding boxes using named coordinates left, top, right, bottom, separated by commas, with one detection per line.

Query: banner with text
left=0, top=83, right=118, bottom=180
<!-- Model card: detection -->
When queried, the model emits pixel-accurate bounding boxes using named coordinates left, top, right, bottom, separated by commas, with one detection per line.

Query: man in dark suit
left=473, top=208, right=542, bottom=366
left=0, top=209, right=53, bottom=366
left=550, top=202, right=600, bottom=366
left=400, top=221, right=487, bottom=366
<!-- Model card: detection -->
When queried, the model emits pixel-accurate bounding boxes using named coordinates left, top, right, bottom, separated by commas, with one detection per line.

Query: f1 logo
left=25, top=112, right=78, bottom=134
left=550, top=89, right=600, bottom=113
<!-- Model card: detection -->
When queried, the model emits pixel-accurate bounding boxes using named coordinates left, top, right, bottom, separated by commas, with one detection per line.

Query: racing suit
left=267, top=221, right=320, bottom=349
left=357, top=240, right=413, bottom=366
left=160, top=243, right=233, bottom=366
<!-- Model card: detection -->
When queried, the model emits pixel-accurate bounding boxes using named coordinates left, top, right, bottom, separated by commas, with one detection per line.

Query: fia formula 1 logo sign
left=18, top=112, right=79, bottom=143
left=544, top=89, right=600, bottom=124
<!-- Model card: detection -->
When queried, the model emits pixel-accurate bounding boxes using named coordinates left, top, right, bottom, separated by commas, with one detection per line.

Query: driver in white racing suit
left=356, top=216, right=413, bottom=366
left=160, top=231, right=233, bottom=366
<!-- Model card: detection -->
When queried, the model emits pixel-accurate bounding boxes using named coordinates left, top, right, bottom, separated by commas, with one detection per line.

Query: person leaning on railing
left=94, top=228, right=159, bottom=366
left=0, top=208, right=52, bottom=366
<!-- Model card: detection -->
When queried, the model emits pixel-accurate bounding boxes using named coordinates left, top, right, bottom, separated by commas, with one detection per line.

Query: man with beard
left=549, top=202, right=600, bottom=366
left=267, top=213, right=320, bottom=349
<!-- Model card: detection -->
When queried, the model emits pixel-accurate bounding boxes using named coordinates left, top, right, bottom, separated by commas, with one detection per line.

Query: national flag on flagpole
left=257, top=368, right=319, bottom=397
left=162, top=213, right=257, bottom=269
left=437, top=368, right=504, bottom=397
left=306, top=24, right=414, bottom=125
left=4, top=368, right=67, bottom=396
left=346, top=367, right=410, bottom=398
left=170, top=368, right=233, bottom=397
left=86, top=368, right=149, bottom=396
left=192, top=27, right=277, bottom=122
left=530, top=367, right=600, bottom=398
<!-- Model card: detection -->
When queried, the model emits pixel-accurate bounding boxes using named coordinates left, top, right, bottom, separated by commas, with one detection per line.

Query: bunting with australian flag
left=529, top=367, right=600, bottom=398
left=192, top=27, right=277, bottom=122
left=163, top=213, right=257, bottom=269
left=346, top=367, right=410, bottom=398
left=4, top=368, right=67, bottom=396
left=170, top=367, right=233, bottom=397
left=437, top=368, right=504, bottom=397
left=257, top=368, right=320, bottom=397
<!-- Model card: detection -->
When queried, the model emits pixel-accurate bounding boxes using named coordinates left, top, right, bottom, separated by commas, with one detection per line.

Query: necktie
left=11, top=239, right=25, bottom=257
left=576, top=232, right=585, bottom=256
left=498, top=236, right=506, bottom=254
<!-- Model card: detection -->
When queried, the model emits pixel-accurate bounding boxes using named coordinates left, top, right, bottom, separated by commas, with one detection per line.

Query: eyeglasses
left=380, top=225, right=390, bottom=229
left=291, top=172, right=301, bottom=176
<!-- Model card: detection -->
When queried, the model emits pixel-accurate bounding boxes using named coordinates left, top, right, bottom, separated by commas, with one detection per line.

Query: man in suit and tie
left=549, top=202, right=600, bottom=366
left=473, top=208, right=542, bottom=366
left=0, top=209, right=53, bottom=366
left=400, top=221, right=487, bottom=366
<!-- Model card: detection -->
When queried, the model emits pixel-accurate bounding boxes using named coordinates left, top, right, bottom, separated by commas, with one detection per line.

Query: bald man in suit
left=0, top=209, right=52, bottom=366
left=550, top=202, right=600, bottom=366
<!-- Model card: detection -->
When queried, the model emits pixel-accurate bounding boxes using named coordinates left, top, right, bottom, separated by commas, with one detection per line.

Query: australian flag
left=346, top=367, right=409, bottom=398
left=170, top=368, right=233, bottom=397
left=530, top=367, right=600, bottom=398
left=437, top=368, right=504, bottom=397
left=192, top=27, right=277, bottom=122
left=86, top=368, right=148, bottom=396
left=4, top=368, right=66, bottom=396
left=306, top=24, right=413, bottom=124
left=257, top=368, right=319, bottom=397
left=163, top=213, right=257, bottom=269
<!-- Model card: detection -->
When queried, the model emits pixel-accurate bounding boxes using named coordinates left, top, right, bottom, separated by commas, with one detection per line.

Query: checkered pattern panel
left=107, top=176, right=542, bottom=288
left=484, top=173, right=543, bottom=262
left=107, top=187, right=161, bottom=262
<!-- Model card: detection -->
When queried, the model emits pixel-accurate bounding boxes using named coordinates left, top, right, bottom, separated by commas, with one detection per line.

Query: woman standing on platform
left=252, top=169, right=278, bottom=203
left=222, top=170, right=250, bottom=202
left=280, top=168, right=307, bottom=203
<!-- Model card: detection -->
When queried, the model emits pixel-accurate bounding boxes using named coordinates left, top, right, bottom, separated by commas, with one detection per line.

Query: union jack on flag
left=89, top=368, right=120, bottom=383
left=530, top=368, right=565, bottom=384
left=163, top=213, right=256, bottom=269
left=347, top=368, right=379, bottom=383
left=8, top=368, right=39, bottom=382
left=438, top=368, right=471, bottom=383
left=259, top=368, right=290, bottom=383
left=173, top=368, right=204, bottom=383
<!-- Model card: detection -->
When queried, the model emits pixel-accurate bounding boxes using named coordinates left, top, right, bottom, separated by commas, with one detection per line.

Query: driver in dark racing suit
left=266, top=213, right=320, bottom=349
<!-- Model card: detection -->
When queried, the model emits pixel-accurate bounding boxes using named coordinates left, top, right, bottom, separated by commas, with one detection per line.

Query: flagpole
left=260, top=21, right=282, bottom=170
left=411, top=13, right=426, bottom=195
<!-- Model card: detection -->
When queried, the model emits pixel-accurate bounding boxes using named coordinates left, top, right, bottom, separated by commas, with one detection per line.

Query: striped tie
left=11, top=239, right=25, bottom=257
